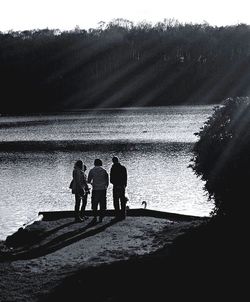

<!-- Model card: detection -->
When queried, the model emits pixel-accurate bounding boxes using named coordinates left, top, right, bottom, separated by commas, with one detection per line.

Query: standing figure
left=87, top=159, right=109, bottom=223
left=71, top=160, right=89, bottom=222
left=110, top=156, right=127, bottom=220
left=81, top=164, right=90, bottom=219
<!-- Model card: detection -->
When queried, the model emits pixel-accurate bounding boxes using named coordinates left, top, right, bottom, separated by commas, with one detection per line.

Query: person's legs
left=113, top=187, right=126, bottom=219
left=99, top=190, right=107, bottom=222
left=91, top=191, right=98, bottom=222
left=80, top=194, right=87, bottom=219
left=120, top=188, right=126, bottom=219
left=74, top=194, right=81, bottom=222
left=113, top=187, right=120, bottom=218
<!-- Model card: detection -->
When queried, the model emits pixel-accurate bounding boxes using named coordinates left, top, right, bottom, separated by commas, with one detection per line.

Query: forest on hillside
left=1, top=19, right=250, bottom=114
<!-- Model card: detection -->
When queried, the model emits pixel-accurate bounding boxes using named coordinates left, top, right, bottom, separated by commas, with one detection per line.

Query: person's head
left=112, top=156, right=119, bottom=164
left=94, top=158, right=102, bottom=166
left=74, top=160, right=83, bottom=170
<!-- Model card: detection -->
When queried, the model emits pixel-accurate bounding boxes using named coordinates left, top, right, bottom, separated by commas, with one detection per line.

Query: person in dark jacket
left=110, top=156, right=127, bottom=220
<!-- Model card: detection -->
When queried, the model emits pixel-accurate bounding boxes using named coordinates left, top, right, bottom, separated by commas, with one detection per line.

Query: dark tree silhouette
left=190, top=96, right=250, bottom=218
left=1, top=20, right=250, bottom=113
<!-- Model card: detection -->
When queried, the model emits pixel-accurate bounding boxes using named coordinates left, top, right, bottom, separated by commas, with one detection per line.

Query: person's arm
left=83, top=173, right=89, bottom=190
left=87, top=170, right=92, bottom=184
left=106, top=170, right=109, bottom=188
left=123, top=167, right=127, bottom=187
left=71, top=170, right=76, bottom=191
left=110, top=166, right=114, bottom=184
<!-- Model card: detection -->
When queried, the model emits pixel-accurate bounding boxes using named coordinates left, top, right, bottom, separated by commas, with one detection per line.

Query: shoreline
left=1, top=210, right=244, bottom=301
left=0, top=105, right=216, bottom=117
left=0, top=211, right=206, bottom=301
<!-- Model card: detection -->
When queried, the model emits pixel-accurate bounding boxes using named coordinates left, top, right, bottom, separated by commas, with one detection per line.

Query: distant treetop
left=1, top=20, right=250, bottom=113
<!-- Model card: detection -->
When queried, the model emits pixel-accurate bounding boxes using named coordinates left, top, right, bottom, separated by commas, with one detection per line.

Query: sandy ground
left=0, top=216, right=202, bottom=302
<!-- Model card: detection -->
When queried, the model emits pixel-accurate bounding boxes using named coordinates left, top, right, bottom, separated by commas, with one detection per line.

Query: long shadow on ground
left=1, top=218, right=119, bottom=261
left=40, top=217, right=247, bottom=302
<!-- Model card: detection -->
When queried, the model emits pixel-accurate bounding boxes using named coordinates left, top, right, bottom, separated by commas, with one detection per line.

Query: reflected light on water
left=0, top=106, right=214, bottom=240
left=0, top=147, right=213, bottom=240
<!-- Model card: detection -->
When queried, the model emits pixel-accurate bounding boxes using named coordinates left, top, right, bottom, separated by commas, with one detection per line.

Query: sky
left=0, top=0, right=250, bottom=32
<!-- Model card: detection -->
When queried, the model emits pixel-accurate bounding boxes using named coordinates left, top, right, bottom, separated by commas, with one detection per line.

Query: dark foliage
left=5, top=227, right=43, bottom=248
left=1, top=20, right=250, bottom=113
left=190, top=96, right=250, bottom=218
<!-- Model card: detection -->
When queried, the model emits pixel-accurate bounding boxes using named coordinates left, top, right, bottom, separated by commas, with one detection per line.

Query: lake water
left=0, top=106, right=215, bottom=240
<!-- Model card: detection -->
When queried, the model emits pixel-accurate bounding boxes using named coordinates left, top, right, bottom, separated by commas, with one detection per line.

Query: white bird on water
left=141, top=201, right=147, bottom=209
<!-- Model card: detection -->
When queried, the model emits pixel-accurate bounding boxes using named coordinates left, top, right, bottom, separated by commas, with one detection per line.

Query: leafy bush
left=190, top=96, right=250, bottom=218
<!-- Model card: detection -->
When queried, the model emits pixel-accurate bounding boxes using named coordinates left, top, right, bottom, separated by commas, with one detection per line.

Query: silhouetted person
left=110, top=156, right=127, bottom=220
left=87, top=159, right=109, bottom=223
left=71, top=160, right=89, bottom=222
left=81, top=164, right=90, bottom=219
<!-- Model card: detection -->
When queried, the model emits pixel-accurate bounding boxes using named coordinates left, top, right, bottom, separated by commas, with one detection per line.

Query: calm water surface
left=0, top=106, right=215, bottom=240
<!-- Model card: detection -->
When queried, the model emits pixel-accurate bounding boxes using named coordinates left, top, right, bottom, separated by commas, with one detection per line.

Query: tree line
left=1, top=19, right=250, bottom=114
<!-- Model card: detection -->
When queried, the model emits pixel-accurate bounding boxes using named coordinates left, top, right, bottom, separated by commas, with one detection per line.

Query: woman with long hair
left=71, top=160, right=89, bottom=222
